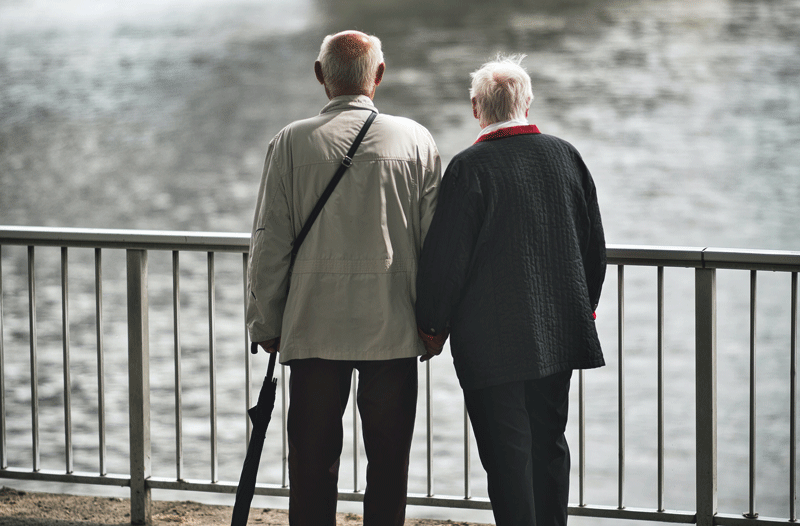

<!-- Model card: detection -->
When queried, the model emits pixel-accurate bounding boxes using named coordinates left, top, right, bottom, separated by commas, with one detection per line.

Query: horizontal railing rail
left=1, top=226, right=798, bottom=525
left=0, top=226, right=251, bottom=252
left=3, top=227, right=800, bottom=270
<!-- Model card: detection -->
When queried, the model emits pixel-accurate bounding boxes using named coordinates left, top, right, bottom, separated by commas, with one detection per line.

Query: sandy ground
left=0, top=487, right=489, bottom=526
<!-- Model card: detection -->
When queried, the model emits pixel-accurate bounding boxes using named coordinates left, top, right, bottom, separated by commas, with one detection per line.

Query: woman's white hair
left=470, top=54, right=534, bottom=125
left=317, top=32, right=384, bottom=94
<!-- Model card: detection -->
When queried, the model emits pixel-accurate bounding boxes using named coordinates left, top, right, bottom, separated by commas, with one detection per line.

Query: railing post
left=0, top=246, right=5, bottom=470
left=695, top=268, right=717, bottom=526
left=618, top=265, right=626, bottom=509
left=28, top=246, right=40, bottom=471
left=127, top=249, right=151, bottom=525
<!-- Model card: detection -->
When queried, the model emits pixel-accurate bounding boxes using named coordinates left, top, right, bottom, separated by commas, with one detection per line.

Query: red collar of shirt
left=474, top=124, right=541, bottom=144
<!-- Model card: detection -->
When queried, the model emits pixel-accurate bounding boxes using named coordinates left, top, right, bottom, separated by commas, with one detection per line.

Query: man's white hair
left=470, top=54, right=534, bottom=125
left=317, top=32, right=384, bottom=94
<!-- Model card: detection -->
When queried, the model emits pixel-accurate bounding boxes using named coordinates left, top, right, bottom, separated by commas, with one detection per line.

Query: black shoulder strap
left=290, top=110, right=377, bottom=261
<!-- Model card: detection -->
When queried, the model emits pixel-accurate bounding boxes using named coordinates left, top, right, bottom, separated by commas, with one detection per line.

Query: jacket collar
left=320, top=95, right=378, bottom=115
left=474, top=124, right=541, bottom=144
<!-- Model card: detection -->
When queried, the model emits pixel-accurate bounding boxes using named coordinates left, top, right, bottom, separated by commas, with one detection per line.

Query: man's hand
left=255, top=337, right=281, bottom=354
left=417, top=327, right=448, bottom=362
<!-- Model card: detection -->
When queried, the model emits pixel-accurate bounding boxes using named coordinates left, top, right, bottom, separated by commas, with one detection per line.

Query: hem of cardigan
left=458, top=358, right=606, bottom=391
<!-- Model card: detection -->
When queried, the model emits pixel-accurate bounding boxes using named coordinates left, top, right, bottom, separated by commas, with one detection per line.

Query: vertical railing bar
left=243, top=253, right=252, bottom=448
left=28, top=246, right=40, bottom=471
left=95, top=248, right=106, bottom=475
left=618, top=264, right=625, bottom=509
left=790, top=271, right=797, bottom=522
left=579, top=369, right=586, bottom=507
left=657, top=266, right=665, bottom=512
left=208, top=251, right=218, bottom=483
left=281, top=363, right=288, bottom=487
left=172, top=251, right=183, bottom=480
left=61, top=247, right=73, bottom=473
left=745, top=270, right=758, bottom=519
left=353, top=369, right=359, bottom=492
left=695, top=267, right=718, bottom=526
left=427, top=359, right=433, bottom=497
left=0, top=245, right=6, bottom=469
left=464, top=402, right=471, bottom=499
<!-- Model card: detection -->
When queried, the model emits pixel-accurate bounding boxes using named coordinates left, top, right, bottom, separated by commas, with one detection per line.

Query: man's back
left=247, top=95, right=440, bottom=362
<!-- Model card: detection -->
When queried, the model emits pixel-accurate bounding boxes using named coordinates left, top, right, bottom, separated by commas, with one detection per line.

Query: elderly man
left=246, top=31, right=440, bottom=525
left=415, top=55, right=606, bottom=526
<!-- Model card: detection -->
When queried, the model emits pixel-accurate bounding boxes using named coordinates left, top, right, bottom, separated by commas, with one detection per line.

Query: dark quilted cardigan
left=415, top=131, right=607, bottom=390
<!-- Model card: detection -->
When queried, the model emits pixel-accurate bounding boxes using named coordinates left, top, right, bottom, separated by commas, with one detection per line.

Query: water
left=2, top=0, right=800, bottom=523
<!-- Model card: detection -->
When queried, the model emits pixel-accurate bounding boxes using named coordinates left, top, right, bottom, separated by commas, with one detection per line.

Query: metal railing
left=0, top=226, right=798, bottom=525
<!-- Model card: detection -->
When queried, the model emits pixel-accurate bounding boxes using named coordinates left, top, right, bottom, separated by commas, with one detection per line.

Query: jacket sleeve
left=415, top=156, right=482, bottom=335
left=246, top=133, right=294, bottom=343
left=418, top=132, right=442, bottom=247
left=580, top=161, right=607, bottom=310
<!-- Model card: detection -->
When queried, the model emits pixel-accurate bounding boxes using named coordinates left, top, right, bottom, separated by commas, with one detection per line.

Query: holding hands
left=417, top=327, right=449, bottom=362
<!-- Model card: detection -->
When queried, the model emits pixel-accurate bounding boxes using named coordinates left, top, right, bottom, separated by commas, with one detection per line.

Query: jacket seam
left=294, top=157, right=419, bottom=169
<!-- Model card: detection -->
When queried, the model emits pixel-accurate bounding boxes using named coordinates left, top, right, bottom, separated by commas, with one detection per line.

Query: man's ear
left=314, top=61, right=325, bottom=85
left=472, top=98, right=480, bottom=120
left=374, top=62, right=385, bottom=87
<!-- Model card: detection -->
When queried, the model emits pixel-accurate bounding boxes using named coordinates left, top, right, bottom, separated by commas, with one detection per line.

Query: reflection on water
left=2, top=0, right=799, bottom=249
left=2, top=0, right=798, bottom=248
left=1, top=0, right=800, bottom=522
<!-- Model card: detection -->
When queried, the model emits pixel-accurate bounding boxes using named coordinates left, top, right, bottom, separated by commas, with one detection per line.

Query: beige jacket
left=246, top=95, right=441, bottom=362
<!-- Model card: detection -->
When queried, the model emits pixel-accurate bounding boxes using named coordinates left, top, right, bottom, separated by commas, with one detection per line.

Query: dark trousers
left=287, top=357, right=418, bottom=526
left=463, top=370, right=573, bottom=526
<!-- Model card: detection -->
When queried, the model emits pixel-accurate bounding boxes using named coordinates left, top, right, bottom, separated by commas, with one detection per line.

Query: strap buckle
left=341, top=156, right=353, bottom=167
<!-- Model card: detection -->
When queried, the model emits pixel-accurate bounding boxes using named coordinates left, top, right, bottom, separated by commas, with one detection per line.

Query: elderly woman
left=415, top=55, right=606, bottom=526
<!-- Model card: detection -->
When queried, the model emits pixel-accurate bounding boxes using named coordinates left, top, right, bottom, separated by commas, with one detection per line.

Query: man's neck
left=328, top=88, right=374, bottom=100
